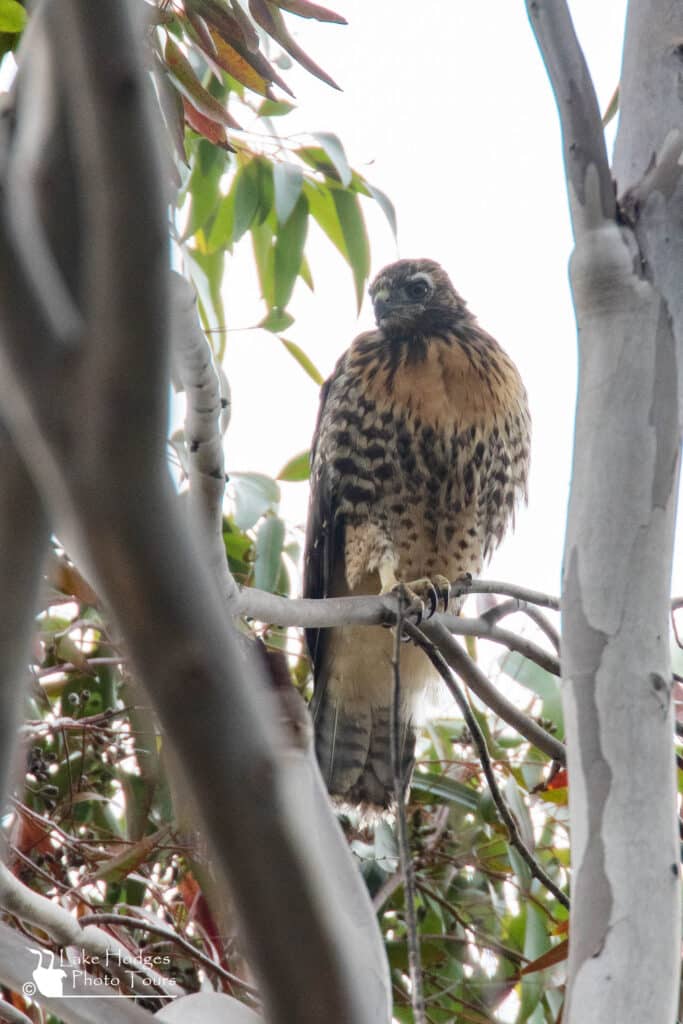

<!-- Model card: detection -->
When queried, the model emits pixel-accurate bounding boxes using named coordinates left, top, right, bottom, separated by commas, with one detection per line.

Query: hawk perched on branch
left=304, top=258, right=530, bottom=808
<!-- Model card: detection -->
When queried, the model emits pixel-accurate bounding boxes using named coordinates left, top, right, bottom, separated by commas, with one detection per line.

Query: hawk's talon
left=391, top=574, right=451, bottom=626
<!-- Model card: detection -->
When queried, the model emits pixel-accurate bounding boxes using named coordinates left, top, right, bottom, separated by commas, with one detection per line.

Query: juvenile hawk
left=304, top=258, right=530, bottom=808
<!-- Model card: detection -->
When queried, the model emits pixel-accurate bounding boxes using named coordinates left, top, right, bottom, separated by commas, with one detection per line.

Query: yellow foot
left=392, top=574, right=452, bottom=623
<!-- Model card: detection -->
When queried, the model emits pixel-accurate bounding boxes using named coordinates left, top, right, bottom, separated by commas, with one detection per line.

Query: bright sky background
left=221, top=0, right=682, bottom=599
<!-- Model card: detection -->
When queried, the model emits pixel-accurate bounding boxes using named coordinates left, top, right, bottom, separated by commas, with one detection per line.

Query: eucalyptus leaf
left=253, top=515, right=286, bottom=592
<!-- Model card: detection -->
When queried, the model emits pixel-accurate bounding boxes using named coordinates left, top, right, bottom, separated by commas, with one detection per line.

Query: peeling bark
left=528, top=0, right=682, bottom=1020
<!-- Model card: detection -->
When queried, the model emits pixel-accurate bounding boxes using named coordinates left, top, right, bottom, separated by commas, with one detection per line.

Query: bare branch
left=525, top=0, right=615, bottom=229
left=236, top=576, right=559, bottom=627
left=403, top=623, right=569, bottom=910
left=441, top=613, right=560, bottom=676
left=0, top=428, right=49, bottom=808
left=170, top=272, right=239, bottom=611
left=480, top=598, right=561, bottom=652
left=0, top=862, right=182, bottom=998
left=391, top=590, right=425, bottom=1023
left=77, top=913, right=258, bottom=999
left=0, top=920, right=154, bottom=1024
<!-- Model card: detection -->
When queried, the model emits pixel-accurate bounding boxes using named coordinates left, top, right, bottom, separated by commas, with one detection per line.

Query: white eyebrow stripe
left=407, top=272, right=434, bottom=287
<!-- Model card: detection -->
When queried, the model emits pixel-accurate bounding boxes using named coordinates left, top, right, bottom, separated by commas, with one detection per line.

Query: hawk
left=304, top=258, right=530, bottom=808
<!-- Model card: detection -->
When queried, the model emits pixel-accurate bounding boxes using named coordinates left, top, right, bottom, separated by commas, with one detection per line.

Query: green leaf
left=207, top=190, right=236, bottom=251
left=305, top=181, right=347, bottom=256
left=367, top=182, right=398, bottom=238
left=277, top=450, right=311, bottom=482
left=500, top=651, right=564, bottom=740
left=230, top=472, right=280, bottom=530
left=0, top=0, right=26, bottom=32
left=311, top=131, right=352, bottom=187
left=164, top=36, right=235, bottom=128
left=259, top=307, right=294, bottom=332
left=253, top=516, right=286, bottom=592
left=279, top=336, right=324, bottom=385
left=273, top=161, right=304, bottom=225
left=185, top=140, right=228, bottom=238
left=251, top=217, right=275, bottom=307
left=258, top=99, right=296, bottom=117
left=332, top=190, right=370, bottom=310
left=233, top=160, right=262, bottom=241
left=519, top=905, right=549, bottom=1021
left=274, top=194, right=309, bottom=308
left=411, top=771, right=479, bottom=810
left=184, top=247, right=226, bottom=335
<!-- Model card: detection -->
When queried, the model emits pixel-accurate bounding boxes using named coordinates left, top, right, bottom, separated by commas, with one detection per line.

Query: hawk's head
left=369, top=258, right=469, bottom=337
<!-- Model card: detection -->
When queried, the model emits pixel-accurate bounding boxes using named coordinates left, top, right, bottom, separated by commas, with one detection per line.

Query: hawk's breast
left=313, top=327, right=530, bottom=594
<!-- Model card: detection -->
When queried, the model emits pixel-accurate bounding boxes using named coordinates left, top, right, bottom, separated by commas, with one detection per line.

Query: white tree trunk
left=527, top=1, right=683, bottom=1020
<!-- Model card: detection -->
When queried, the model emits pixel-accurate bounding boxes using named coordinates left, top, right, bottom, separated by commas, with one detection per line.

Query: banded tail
left=311, top=688, right=417, bottom=809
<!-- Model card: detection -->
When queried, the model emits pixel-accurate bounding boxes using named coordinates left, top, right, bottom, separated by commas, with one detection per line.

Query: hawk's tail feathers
left=311, top=688, right=417, bottom=810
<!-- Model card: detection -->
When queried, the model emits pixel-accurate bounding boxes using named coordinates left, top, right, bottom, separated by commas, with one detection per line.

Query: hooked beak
left=373, top=297, right=391, bottom=322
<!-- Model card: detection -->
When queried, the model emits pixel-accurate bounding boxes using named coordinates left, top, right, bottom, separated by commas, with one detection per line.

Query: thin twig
left=77, top=912, right=259, bottom=1000
left=403, top=621, right=569, bottom=910
left=480, top=598, right=561, bottom=653
left=440, top=613, right=560, bottom=676
left=391, top=587, right=425, bottom=1024
left=421, top=620, right=566, bottom=764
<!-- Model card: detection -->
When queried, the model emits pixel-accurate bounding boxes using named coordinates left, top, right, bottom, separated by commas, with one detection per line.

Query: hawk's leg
left=379, top=561, right=451, bottom=622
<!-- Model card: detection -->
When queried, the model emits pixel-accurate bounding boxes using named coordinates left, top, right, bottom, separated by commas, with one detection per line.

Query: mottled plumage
left=304, top=258, right=530, bottom=808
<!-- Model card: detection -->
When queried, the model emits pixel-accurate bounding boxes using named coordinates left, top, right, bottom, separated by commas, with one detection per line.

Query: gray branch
left=170, top=271, right=239, bottom=612
left=525, top=0, right=615, bottom=230
left=0, top=5, right=391, bottom=1022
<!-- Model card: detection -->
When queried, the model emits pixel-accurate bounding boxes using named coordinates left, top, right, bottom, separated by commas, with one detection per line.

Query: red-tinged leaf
left=521, top=938, right=569, bottom=975
left=248, top=0, right=341, bottom=89
left=228, top=0, right=260, bottom=50
left=547, top=768, right=569, bottom=790
left=186, top=0, right=249, bottom=49
left=185, top=9, right=217, bottom=56
left=273, top=0, right=346, bottom=23
left=85, top=827, right=171, bottom=885
left=182, top=97, right=232, bottom=149
left=164, top=36, right=240, bottom=129
left=279, top=337, right=323, bottom=384
left=209, top=29, right=283, bottom=97
left=154, top=67, right=188, bottom=166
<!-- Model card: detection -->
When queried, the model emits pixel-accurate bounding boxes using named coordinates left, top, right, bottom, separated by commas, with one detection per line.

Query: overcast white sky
left=221, top=0, right=681, bottom=598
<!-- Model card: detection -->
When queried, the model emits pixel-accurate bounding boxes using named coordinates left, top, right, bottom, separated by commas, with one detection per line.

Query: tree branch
left=391, top=590, right=425, bottom=1024
left=170, top=272, right=239, bottom=612
left=0, top=863, right=182, bottom=998
left=480, top=598, right=561, bottom=652
left=76, top=913, right=258, bottom=1000
left=0, top=427, right=49, bottom=809
left=0, top=6, right=393, bottom=1020
left=403, top=622, right=569, bottom=910
left=420, top=620, right=566, bottom=764
left=525, top=0, right=615, bottom=230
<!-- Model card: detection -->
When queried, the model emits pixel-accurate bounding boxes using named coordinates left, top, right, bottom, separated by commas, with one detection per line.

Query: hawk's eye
left=405, top=279, right=430, bottom=302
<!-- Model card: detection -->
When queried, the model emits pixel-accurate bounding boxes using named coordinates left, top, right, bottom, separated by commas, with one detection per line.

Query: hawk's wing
left=303, top=374, right=344, bottom=685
